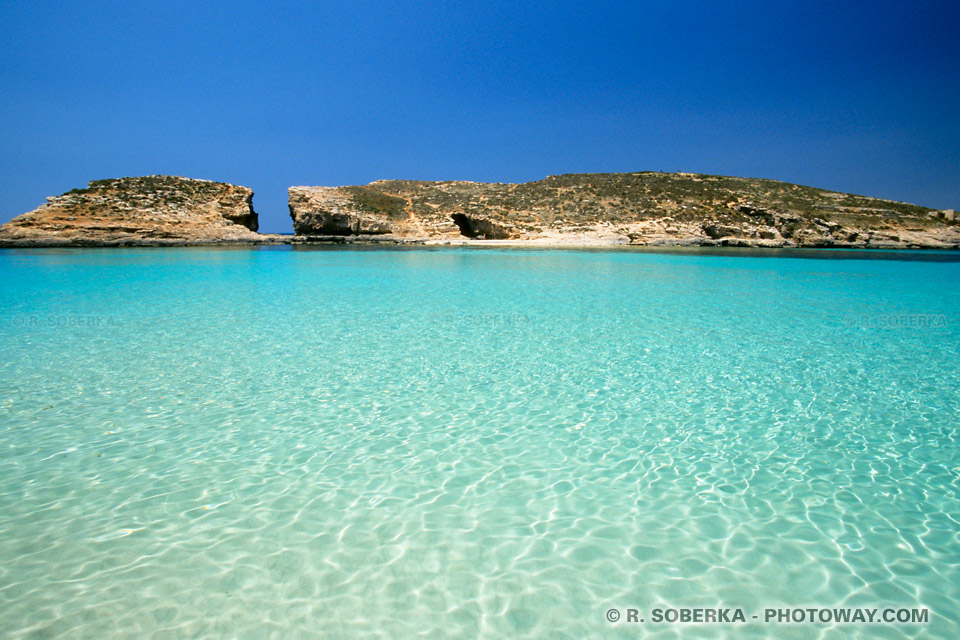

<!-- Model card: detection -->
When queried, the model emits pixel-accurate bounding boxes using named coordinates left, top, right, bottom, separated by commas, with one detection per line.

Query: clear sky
left=1, top=0, right=958, bottom=232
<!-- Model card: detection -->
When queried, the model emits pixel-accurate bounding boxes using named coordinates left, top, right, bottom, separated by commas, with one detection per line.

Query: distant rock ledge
left=288, top=173, right=960, bottom=249
left=0, top=176, right=287, bottom=247
left=3, top=173, right=958, bottom=249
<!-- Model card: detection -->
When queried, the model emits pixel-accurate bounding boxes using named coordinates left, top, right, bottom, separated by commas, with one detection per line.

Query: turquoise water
left=1, top=246, right=958, bottom=639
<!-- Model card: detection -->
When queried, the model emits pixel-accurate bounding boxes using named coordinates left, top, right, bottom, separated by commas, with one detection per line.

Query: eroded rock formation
left=4, top=172, right=956, bottom=249
left=288, top=173, right=960, bottom=248
left=0, top=176, right=268, bottom=246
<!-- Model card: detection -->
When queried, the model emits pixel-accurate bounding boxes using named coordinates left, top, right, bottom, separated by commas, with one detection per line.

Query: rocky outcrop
left=4, top=172, right=957, bottom=249
left=0, top=176, right=279, bottom=247
left=449, top=213, right=514, bottom=239
left=288, top=186, right=408, bottom=235
left=288, top=173, right=960, bottom=248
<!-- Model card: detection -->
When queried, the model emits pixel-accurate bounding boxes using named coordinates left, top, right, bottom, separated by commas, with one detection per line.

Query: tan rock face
left=288, top=173, right=960, bottom=249
left=287, top=183, right=507, bottom=239
left=0, top=176, right=263, bottom=246
left=288, top=186, right=409, bottom=235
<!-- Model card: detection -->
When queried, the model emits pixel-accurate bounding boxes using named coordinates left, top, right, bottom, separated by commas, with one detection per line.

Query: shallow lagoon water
left=0, top=246, right=958, bottom=639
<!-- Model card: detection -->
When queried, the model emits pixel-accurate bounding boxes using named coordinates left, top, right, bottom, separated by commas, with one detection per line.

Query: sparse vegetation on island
left=289, top=171, right=958, bottom=248
left=2, top=171, right=956, bottom=248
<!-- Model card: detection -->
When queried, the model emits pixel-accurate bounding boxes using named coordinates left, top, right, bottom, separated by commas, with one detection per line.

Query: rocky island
left=289, top=172, right=959, bottom=249
left=2, top=172, right=957, bottom=249
left=0, top=176, right=281, bottom=247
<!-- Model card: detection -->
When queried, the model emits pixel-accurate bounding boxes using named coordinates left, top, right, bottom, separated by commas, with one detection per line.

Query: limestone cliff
left=0, top=176, right=267, bottom=246
left=289, top=172, right=960, bottom=249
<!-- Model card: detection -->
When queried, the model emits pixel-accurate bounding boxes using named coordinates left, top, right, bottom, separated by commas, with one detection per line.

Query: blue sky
left=1, top=0, right=958, bottom=232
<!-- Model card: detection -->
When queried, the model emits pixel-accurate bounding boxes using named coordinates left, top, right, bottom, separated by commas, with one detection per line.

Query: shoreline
left=2, top=233, right=959, bottom=251
left=2, top=228, right=959, bottom=251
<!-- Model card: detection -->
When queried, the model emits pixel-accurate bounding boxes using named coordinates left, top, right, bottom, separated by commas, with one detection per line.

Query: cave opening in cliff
left=451, top=213, right=480, bottom=238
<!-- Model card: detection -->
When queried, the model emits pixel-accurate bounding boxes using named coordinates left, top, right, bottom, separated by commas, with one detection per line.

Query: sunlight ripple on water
left=0, top=246, right=958, bottom=638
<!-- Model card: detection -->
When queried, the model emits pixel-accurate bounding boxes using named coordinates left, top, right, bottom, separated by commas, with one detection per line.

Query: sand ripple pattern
left=0, top=247, right=958, bottom=638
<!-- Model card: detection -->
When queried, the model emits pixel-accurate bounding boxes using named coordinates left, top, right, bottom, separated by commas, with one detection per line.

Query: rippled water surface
left=1, top=246, right=958, bottom=639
